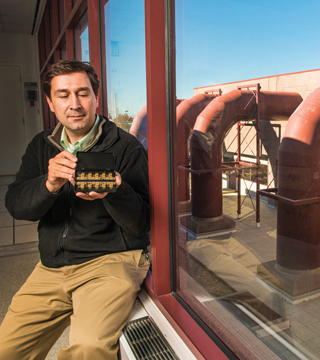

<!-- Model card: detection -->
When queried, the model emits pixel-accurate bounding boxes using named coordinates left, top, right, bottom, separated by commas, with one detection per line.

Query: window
left=38, top=0, right=91, bottom=129
left=101, top=0, right=146, bottom=135
left=74, top=11, right=89, bottom=62
left=172, top=0, right=320, bottom=359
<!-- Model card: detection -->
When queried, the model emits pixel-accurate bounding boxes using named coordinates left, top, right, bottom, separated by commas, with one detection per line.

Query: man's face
left=46, top=71, right=99, bottom=143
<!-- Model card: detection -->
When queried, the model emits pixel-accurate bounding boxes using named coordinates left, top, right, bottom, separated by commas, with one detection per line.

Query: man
left=0, top=60, right=150, bottom=360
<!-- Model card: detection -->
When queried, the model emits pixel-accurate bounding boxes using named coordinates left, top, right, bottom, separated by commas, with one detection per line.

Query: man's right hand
left=46, top=151, right=78, bottom=193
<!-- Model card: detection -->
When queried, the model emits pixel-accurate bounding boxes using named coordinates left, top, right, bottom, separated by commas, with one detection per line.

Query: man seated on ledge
left=0, top=59, right=150, bottom=360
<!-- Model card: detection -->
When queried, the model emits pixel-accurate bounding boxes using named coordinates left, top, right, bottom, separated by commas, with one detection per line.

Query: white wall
left=0, top=32, right=43, bottom=145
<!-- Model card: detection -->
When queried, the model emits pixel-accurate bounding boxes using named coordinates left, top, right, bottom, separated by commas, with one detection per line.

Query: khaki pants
left=0, top=250, right=149, bottom=360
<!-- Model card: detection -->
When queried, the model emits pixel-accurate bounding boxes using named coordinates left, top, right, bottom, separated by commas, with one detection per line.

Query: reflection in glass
left=174, top=1, right=320, bottom=359
left=103, top=0, right=146, bottom=135
left=74, top=12, right=89, bottom=62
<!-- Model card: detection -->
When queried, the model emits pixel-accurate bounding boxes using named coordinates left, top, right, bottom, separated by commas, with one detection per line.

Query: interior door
left=0, top=65, right=26, bottom=176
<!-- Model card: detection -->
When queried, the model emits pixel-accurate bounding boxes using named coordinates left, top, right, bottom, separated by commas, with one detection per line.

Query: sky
left=100, top=0, right=320, bottom=116
left=104, top=0, right=146, bottom=118
left=175, top=0, right=320, bottom=99
left=80, top=28, right=89, bottom=62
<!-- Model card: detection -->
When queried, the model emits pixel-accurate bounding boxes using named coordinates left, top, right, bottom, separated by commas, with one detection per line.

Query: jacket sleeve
left=5, top=137, right=60, bottom=221
left=102, top=146, right=150, bottom=237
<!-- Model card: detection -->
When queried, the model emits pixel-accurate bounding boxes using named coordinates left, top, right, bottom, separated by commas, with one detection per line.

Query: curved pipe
left=130, top=105, right=148, bottom=149
left=130, top=99, right=183, bottom=150
left=130, top=96, right=216, bottom=203
left=176, top=94, right=216, bottom=202
left=190, top=90, right=303, bottom=219
left=277, top=87, right=320, bottom=271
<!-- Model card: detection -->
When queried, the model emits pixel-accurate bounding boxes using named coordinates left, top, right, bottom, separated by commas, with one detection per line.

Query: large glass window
left=74, top=11, right=89, bottom=62
left=101, top=0, right=146, bottom=137
left=173, top=1, right=320, bottom=359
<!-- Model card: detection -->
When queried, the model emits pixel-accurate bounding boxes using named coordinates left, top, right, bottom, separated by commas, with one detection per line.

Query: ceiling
left=0, top=0, right=40, bottom=34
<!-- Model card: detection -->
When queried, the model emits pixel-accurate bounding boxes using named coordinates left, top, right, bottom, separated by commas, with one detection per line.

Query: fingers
left=47, top=153, right=123, bottom=195
left=76, top=192, right=108, bottom=201
left=115, top=171, right=122, bottom=188
left=46, top=151, right=78, bottom=193
left=49, top=151, right=77, bottom=177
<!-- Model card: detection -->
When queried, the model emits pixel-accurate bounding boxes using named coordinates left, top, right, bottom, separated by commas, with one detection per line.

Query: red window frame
left=144, top=0, right=231, bottom=358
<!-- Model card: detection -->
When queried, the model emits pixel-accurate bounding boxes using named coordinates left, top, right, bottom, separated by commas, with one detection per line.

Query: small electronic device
left=26, top=89, right=37, bottom=101
left=74, top=152, right=116, bottom=193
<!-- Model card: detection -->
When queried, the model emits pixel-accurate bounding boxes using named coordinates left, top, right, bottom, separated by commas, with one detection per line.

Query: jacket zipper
left=60, top=214, right=71, bottom=265
left=59, top=185, right=73, bottom=265
left=62, top=220, right=70, bottom=238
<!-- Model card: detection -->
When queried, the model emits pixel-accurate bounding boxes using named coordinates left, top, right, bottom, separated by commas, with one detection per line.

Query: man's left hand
left=75, top=172, right=122, bottom=201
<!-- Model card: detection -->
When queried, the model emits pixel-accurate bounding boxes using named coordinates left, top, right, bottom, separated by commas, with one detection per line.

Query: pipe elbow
left=130, top=105, right=147, bottom=138
left=193, top=94, right=230, bottom=134
left=282, top=88, right=320, bottom=145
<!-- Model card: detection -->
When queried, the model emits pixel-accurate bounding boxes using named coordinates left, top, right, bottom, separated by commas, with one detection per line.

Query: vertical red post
left=237, top=122, right=241, bottom=218
left=65, top=0, right=74, bottom=59
left=88, top=0, right=102, bottom=115
left=99, top=0, right=108, bottom=117
left=145, top=0, right=171, bottom=295
left=38, top=25, right=46, bottom=70
left=66, top=29, right=74, bottom=59
left=52, top=0, right=60, bottom=46
left=256, top=84, right=261, bottom=225
left=54, top=50, right=61, bottom=62
left=65, top=0, right=73, bottom=18
left=44, top=9, right=51, bottom=60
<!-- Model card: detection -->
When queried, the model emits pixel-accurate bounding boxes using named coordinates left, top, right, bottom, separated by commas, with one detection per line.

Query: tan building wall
left=193, top=68, right=320, bottom=99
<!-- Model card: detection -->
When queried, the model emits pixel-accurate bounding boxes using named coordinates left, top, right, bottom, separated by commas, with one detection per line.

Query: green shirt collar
left=61, top=115, right=100, bottom=155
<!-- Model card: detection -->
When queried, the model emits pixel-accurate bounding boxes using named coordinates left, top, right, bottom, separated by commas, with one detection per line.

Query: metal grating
left=122, top=316, right=179, bottom=360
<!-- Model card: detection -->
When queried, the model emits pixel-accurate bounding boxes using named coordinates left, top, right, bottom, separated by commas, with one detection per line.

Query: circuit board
left=74, top=152, right=117, bottom=193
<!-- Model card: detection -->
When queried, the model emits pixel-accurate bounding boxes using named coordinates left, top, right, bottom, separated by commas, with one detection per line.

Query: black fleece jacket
left=5, top=116, right=150, bottom=268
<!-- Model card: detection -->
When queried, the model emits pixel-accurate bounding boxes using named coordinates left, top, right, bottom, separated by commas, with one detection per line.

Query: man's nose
left=70, top=94, right=81, bottom=108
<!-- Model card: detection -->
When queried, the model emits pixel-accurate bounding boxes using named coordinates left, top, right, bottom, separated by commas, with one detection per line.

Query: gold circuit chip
left=74, top=152, right=117, bottom=193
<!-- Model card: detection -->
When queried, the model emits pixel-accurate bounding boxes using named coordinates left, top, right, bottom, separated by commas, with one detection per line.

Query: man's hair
left=43, top=60, right=100, bottom=99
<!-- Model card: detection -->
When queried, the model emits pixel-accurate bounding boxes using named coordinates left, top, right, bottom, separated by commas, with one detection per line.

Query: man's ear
left=95, top=95, right=99, bottom=109
left=46, top=96, right=55, bottom=113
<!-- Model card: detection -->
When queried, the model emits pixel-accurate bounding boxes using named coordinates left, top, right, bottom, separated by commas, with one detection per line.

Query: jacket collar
left=46, top=116, right=119, bottom=152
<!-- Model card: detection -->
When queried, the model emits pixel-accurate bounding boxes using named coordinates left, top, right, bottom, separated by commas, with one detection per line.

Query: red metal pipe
left=190, top=90, right=302, bottom=219
left=277, top=87, right=320, bottom=271
left=130, top=95, right=216, bottom=203
left=130, top=105, right=148, bottom=149
left=176, top=94, right=216, bottom=202
left=130, top=99, right=183, bottom=150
